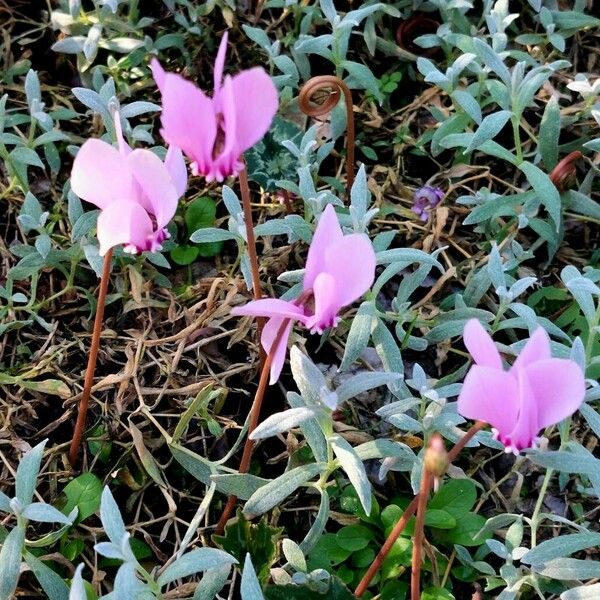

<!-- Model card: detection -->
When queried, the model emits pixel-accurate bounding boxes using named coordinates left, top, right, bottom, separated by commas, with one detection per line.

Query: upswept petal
left=230, top=67, right=279, bottom=154
left=457, top=365, right=519, bottom=436
left=304, top=204, right=343, bottom=290
left=211, top=75, right=239, bottom=182
left=164, top=146, right=188, bottom=198
left=463, top=319, right=502, bottom=369
left=522, top=358, right=585, bottom=430
left=322, top=233, right=376, bottom=308
left=71, top=139, right=134, bottom=209
left=305, top=272, right=338, bottom=333
left=231, top=298, right=306, bottom=321
left=511, top=326, right=551, bottom=372
left=261, top=316, right=294, bottom=385
left=213, top=32, right=229, bottom=100
left=152, top=64, right=217, bottom=175
left=127, top=149, right=179, bottom=229
left=505, top=368, right=540, bottom=452
left=114, top=112, right=132, bottom=156
left=96, top=201, right=153, bottom=256
left=150, top=58, right=166, bottom=92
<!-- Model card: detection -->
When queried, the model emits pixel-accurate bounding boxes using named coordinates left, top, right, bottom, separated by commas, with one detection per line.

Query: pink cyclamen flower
left=231, top=204, right=376, bottom=384
left=411, top=185, right=444, bottom=222
left=457, top=319, right=586, bottom=453
left=150, top=32, right=278, bottom=182
left=71, top=112, right=187, bottom=256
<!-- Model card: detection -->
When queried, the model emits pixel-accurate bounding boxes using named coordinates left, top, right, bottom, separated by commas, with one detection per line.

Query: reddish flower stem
left=411, top=464, right=432, bottom=600
left=281, top=189, right=294, bottom=215
left=298, top=75, right=355, bottom=194
left=68, top=247, right=114, bottom=467
left=239, top=165, right=265, bottom=363
left=214, top=319, right=291, bottom=535
left=354, top=421, right=485, bottom=597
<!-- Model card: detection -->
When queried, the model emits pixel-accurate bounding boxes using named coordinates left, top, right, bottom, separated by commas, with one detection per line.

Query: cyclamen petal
left=457, top=319, right=586, bottom=452
left=71, top=139, right=134, bottom=209
left=463, top=319, right=502, bottom=369
left=97, top=202, right=154, bottom=257
left=304, top=204, right=343, bottom=290
left=152, top=32, right=278, bottom=182
left=231, top=204, right=377, bottom=384
left=71, top=110, right=186, bottom=256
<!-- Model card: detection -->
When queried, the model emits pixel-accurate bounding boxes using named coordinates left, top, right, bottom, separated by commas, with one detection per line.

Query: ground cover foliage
left=0, top=0, right=599, bottom=598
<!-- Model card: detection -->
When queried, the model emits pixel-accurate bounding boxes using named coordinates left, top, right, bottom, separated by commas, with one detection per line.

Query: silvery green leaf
left=190, top=227, right=240, bottom=244
left=466, top=110, right=512, bottom=152
left=473, top=38, right=511, bottom=86
left=158, top=549, right=236, bottom=586
left=452, top=90, right=482, bottom=124
left=101, top=37, right=144, bottom=54
left=417, top=58, right=449, bottom=88
left=24, top=551, right=70, bottom=600
left=51, top=37, right=85, bottom=54
left=240, top=554, right=265, bottom=600
left=35, top=234, right=52, bottom=260
left=94, top=542, right=124, bottom=560
left=71, top=210, right=98, bottom=242
left=22, top=502, right=74, bottom=525
left=518, top=161, right=561, bottom=228
left=372, top=320, right=409, bottom=397
left=221, top=185, right=242, bottom=218
left=342, top=3, right=394, bottom=27
left=100, top=487, right=127, bottom=546
left=339, top=301, right=375, bottom=371
left=532, top=558, right=600, bottom=580
left=0, top=491, right=11, bottom=512
left=72, top=87, right=109, bottom=120
left=376, top=248, right=443, bottom=270
left=507, top=276, right=537, bottom=300
left=282, top=539, right=306, bottom=572
left=24, top=70, right=41, bottom=108
left=336, top=372, right=402, bottom=404
left=561, top=584, right=600, bottom=599
left=290, top=346, right=328, bottom=406
left=293, top=34, right=333, bottom=59
left=244, top=463, right=326, bottom=517
left=319, top=0, right=337, bottom=24
left=342, top=61, right=382, bottom=101
left=69, top=564, right=86, bottom=600
left=349, top=164, right=369, bottom=220
left=486, top=539, right=510, bottom=559
left=0, top=525, right=25, bottom=599
left=10, top=146, right=44, bottom=168
left=250, top=407, right=325, bottom=440
left=287, top=392, right=328, bottom=463
left=210, top=474, right=268, bottom=501
left=83, top=23, right=102, bottom=61
left=580, top=404, right=600, bottom=438
left=539, top=96, right=560, bottom=170
left=329, top=434, right=371, bottom=515
left=570, top=337, right=586, bottom=371
left=567, top=190, right=600, bottom=220
left=299, top=489, right=329, bottom=554
left=192, top=566, right=231, bottom=600
left=113, top=562, right=147, bottom=597
left=522, top=533, right=600, bottom=566
left=82, top=242, right=103, bottom=278
left=16, top=439, right=47, bottom=506
left=354, top=439, right=415, bottom=465
left=242, top=25, right=272, bottom=52
left=120, top=101, right=161, bottom=118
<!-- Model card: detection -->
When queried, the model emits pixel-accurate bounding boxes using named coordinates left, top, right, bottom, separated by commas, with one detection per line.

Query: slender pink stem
left=69, top=248, right=113, bottom=467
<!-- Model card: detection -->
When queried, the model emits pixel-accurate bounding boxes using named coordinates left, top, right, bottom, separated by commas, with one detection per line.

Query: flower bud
left=424, top=434, right=449, bottom=478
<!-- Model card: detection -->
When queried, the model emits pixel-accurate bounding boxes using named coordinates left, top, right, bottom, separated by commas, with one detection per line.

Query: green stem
left=512, top=117, right=523, bottom=164
left=530, top=468, right=553, bottom=547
